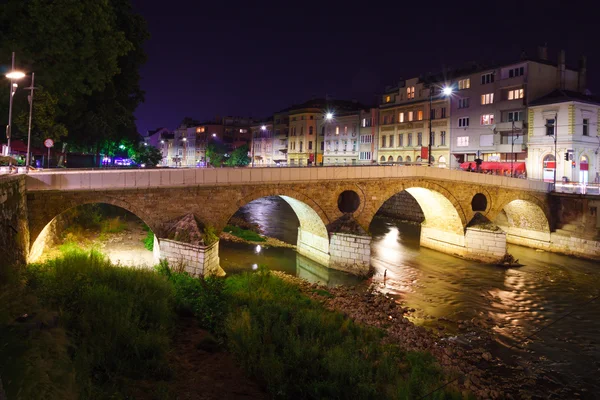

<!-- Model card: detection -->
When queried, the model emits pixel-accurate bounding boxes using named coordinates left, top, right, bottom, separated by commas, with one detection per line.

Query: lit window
left=458, top=117, right=469, bottom=127
left=407, top=86, right=415, bottom=99
left=344, top=126, right=348, bottom=134
left=457, top=136, right=469, bottom=147
left=458, top=79, right=470, bottom=90
left=196, top=127, right=205, bottom=133
left=408, top=111, right=414, bottom=121
left=417, top=110, right=423, bottom=120
left=385, top=95, right=391, bottom=102
left=399, top=112, right=404, bottom=123
left=480, top=114, right=494, bottom=125
left=508, top=88, right=524, bottom=100
left=362, top=118, right=366, bottom=127
left=335, top=126, right=339, bottom=135
left=481, top=93, right=494, bottom=105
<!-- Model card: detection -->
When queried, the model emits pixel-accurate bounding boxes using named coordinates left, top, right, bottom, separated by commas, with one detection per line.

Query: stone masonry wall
left=465, top=227, right=507, bottom=263
left=329, top=233, right=371, bottom=276
left=158, top=238, right=222, bottom=276
left=0, top=175, right=29, bottom=268
left=420, top=226, right=466, bottom=258
left=377, top=191, right=425, bottom=223
left=297, top=227, right=330, bottom=266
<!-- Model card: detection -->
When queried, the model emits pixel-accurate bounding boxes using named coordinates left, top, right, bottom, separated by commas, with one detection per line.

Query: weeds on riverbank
left=223, top=267, right=460, bottom=399
left=224, top=225, right=266, bottom=242
left=1, top=249, right=175, bottom=399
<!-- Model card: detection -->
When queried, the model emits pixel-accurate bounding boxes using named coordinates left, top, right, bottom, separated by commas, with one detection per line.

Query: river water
left=219, top=196, right=600, bottom=396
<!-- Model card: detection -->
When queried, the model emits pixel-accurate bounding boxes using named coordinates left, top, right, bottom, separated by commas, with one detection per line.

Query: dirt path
left=131, top=318, right=267, bottom=400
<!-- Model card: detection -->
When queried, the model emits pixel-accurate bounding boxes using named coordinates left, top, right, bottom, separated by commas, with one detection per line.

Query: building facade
left=250, top=121, right=274, bottom=166
left=449, top=49, right=586, bottom=171
left=322, top=112, right=361, bottom=165
left=527, top=90, right=600, bottom=184
left=358, top=108, right=379, bottom=165
left=378, top=77, right=451, bottom=167
left=272, top=111, right=289, bottom=166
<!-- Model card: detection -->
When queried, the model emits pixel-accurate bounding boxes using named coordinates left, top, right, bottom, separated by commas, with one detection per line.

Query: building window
left=308, top=141, right=313, bottom=150
left=408, top=111, right=414, bottom=121
left=362, top=118, right=373, bottom=127
left=430, top=108, right=436, bottom=119
left=417, top=132, right=422, bottom=146
left=480, top=114, right=494, bottom=125
left=408, top=133, right=413, bottom=147
left=309, top=126, right=313, bottom=135
left=546, top=119, right=555, bottom=136
left=310, top=115, right=313, bottom=120
left=481, top=93, right=494, bottom=105
left=380, top=156, right=385, bottom=162
left=407, top=86, right=415, bottom=99
left=360, top=134, right=372, bottom=143
left=440, top=107, right=446, bottom=118
left=399, top=134, right=404, bottom=147
left=458, top=78, right=470, bottom=90
left=385, top=95, right=391, bottom=103
left=507, top=111, right=524, bottom=122
left=508, top=88, right=524, bottom=100
left=359, top=151, right=372, bottom=160
left=458, top=117, right=470, bottom=127
left=344, top=126, right=348, bottom=134
left=440, top=131, right=446, bottom=145
left=335, top=126, right=340, bottom=135
left=417, top=110, right=423, bottom=120
left=431, top=132, right=435, bottom=146
left=458, top=98, right=470, bottom=109
left=381, top=135, right=386, bottom=148
left=299, top=141, right=303, bottom=152
left=321, top=141, right=324, bottom=151
left=457, top=136, right=469, bottom=147
left=583, top=118, right=589, bottom=136
left=481, top=72, right=494, bottom=84
left=389, top=135, right=395, bottom=147
left=508, top=66, right=525, bottom=78
left=399, top=112, right=404, bottom=123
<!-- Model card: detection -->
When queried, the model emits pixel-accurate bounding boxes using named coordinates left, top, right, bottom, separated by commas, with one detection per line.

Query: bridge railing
left=23, top=165, right=551, bottom=193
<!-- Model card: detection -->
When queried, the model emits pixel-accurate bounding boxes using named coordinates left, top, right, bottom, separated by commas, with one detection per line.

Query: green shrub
left=224, top=269, right=461, bottom=400
left=224, top=225, right=266, bottom=242
left=143, top=229, right=154, bottom=251
left=26, top=249, right=175, bottom=398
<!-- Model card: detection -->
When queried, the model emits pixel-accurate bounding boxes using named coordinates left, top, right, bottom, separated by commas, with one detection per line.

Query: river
left=220, top=196, right=600, bottom=397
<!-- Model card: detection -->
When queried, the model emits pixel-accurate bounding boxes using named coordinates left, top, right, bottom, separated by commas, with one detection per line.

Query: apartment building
left=527, top=89, right=599, bottom=184
left=449, top=48, right=585, bottom=171
left=322, top=111, right=361, bottom=165
left=358, top=108, right=379, bottom=165
left=272, top=110, right=289, bottom=165
left=250, top=120, right=274, bottom=166
left=378, top=77, right=451, bottom=167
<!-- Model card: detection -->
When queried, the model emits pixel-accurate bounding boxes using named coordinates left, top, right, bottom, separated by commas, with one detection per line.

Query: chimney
left=537, top=45, right=548, bottom=60
left=558, top=49, right=566, bottom=90
left=578, top=55, right=587, bottom=93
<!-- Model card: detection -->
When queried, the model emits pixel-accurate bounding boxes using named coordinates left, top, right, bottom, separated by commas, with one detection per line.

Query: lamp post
left=510, top=120, right=515, bottom=178
left=5, top=52, right=25, bottom=166
left=428, top=86, right=453, bottom=167
left=182, top=137, right=187, bottom=167
left=553, top=113, right=558, bottom=190
left=24, top=73, right=36, bottom=172
left=317, top=112, right=333, bottom=166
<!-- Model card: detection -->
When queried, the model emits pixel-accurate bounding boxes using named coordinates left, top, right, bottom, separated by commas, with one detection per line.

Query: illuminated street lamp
left=182, top=137, right=187, bottom=167
left=428, top=85, right=453, bottom=166
left=316, top=112, right=333, bottom=166
left=5, top=52, right=25, bottom=166
left=24, top=73, right=37, bottom=173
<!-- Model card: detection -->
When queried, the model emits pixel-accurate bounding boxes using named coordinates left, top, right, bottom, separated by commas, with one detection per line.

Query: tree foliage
left=206, top=142, right=227, bottom=167
left=0, top=0, right=148, bottom=151
left=226, top=144, right=250, bottom=167
left=128, top=143, right=163, bottom=167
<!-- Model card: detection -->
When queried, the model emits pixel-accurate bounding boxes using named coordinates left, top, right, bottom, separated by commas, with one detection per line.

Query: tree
left=226, top=144, right=250, bottom=167
left=0, top=0, right=148, bottom=151
left=206, top=142, right=227, bottom=167
left=14, top=89, right=68, bottom=147
left=128, top=143, right=163, bottom=167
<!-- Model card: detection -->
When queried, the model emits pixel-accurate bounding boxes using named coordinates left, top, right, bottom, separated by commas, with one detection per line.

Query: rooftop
left=529, top=89, right=600, bottom=107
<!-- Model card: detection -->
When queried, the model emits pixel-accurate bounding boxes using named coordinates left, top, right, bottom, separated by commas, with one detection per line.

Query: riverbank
left=272, top=271, right=583, bottom=400
left=219, top=231, right=296, bottom=249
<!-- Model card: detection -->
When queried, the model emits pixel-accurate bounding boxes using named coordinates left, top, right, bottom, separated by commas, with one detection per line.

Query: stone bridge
left=18, top=166, right=598, bottom=275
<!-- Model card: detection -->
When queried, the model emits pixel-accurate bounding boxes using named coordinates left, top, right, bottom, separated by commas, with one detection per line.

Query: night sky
left=132, top=0, right=598, bottom=134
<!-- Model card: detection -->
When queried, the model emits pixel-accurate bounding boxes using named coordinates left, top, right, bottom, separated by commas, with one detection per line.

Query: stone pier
left=328, top=233, right=371, bottom=276
left=157, top=238, right=223, bottom=276
left=296, top=226, right=330, bottom=266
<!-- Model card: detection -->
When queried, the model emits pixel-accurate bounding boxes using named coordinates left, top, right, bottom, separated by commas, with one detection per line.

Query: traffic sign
left=44, top=138, right=54, bottom=148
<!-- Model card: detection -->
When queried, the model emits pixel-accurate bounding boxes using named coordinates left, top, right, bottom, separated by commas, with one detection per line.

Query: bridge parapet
left=24, top=166, right=550, bottom=193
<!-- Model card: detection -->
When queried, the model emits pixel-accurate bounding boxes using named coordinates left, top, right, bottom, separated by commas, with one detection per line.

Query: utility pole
left=25, top=73, right=36, bottom=172
left=6, top=52, right=15, bottom=166
left=553, top=112, right=558, bottom=191
left=428, top=87, right=433, bottom=166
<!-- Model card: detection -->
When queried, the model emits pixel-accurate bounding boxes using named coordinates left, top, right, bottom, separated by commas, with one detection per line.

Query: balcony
left=496, top=120, right=524, bottom=131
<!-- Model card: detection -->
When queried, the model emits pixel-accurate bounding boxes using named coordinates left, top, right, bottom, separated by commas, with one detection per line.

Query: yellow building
left=378, top=77, right=451, bottom=167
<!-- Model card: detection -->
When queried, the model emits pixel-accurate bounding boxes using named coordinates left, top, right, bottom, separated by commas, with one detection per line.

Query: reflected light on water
left=255, top=245, right=262, bottom=254
left=252, top=263, right=258, bottom=270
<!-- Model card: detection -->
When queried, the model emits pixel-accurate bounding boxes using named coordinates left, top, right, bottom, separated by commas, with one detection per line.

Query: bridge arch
left=225, top=188, right=331, bottom=266
left=491, top=194, right=551, bottom=248
left=29, top=199, right=158, bottom=263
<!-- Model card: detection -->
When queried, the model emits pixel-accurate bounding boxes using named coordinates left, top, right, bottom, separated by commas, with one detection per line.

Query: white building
left=322, top=112, right=361, bottom=166
left=527, top=90, right=600, bottom=184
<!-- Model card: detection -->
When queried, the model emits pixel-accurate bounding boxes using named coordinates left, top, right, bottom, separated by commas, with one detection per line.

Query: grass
left=1, top=248, right=175, bottom=399
left=222, top=268, right=461, bottom=399
left=224, top=225, right=266, bottom=242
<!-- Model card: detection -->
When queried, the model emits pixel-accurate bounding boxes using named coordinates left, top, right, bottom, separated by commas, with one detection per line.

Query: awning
left=460, top=161, right=526, bottom=172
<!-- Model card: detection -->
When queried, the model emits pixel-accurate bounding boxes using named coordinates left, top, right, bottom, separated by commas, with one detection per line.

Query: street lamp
left=546, top=113, right=558, bottom=191
left=5, top=52, right=25, bottom=166
left=428, top=85, right=453, bottom=166
left=317, top=112, right=333, bottom=166
left=182, top=137, right=187, bottom=167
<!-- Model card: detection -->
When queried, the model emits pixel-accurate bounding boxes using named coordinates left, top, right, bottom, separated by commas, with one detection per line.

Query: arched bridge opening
left=494, top=199, right=551, bottom=249
left=29, top=203, right=159, bottom=267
